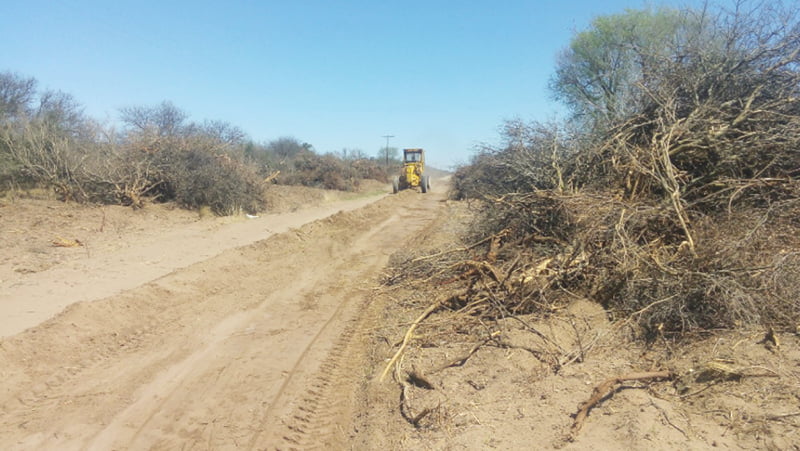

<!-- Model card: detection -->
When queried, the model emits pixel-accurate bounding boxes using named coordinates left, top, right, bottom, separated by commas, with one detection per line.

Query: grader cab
left=392, top=148, right=430, bottom=194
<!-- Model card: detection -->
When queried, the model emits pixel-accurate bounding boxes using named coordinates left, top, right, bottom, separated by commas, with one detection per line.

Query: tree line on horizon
left=0, top=80, right=394, bottom=215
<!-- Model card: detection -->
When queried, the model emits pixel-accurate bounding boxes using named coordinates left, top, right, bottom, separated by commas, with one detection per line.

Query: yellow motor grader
left=392, top=148, right=430, bottom=194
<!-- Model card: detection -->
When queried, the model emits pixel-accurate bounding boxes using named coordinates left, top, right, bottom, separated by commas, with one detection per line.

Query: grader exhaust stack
left=392, top=148, right=430, bottom=194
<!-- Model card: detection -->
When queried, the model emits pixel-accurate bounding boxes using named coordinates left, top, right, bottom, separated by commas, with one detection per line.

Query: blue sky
left=3, top=0, right=719, bottom=169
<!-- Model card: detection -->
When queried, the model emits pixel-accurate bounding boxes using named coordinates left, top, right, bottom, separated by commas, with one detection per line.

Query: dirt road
left=0, top=192, right=386, bottom=338
left=0, top=184, right=446, bottom=449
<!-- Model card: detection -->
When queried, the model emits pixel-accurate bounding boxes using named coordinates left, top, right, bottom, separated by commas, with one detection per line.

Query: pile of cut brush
left=409, top=185, right=800, bottom=338
left=387, top=188, right=798, bottom=343
left=391, top=3, right=800, bottom=341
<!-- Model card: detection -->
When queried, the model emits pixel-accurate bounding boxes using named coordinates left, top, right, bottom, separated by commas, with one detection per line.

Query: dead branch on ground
left=570, top=370, right=674, bottom=437
left=410, top=228, right=509, bottom=263
left=380, top=297, right=446, bottom=382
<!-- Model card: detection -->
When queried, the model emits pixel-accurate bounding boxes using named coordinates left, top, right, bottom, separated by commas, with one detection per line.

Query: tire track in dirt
left=273, top=294, right=374, bottom=451
left=270, top=200, right=454, bottom=450
left=249, top=284, right=367, bottom=450
left=245, top=279, right=357, bottom=450
left=248, top=211, right=432, bottom=449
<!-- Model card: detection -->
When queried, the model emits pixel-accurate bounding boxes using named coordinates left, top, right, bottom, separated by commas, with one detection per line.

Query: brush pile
left=401, top=3, right=800, bottom=338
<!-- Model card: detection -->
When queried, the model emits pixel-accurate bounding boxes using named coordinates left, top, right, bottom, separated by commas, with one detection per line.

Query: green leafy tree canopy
left=550, top=7, right=687, bottom=130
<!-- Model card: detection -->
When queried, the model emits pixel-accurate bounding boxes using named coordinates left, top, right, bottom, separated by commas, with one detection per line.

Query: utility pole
left=382, top=134, right=394, bottom=167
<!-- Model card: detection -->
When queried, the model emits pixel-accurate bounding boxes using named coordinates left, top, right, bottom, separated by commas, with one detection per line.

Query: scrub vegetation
left=0, top=83, right=390, bottom=215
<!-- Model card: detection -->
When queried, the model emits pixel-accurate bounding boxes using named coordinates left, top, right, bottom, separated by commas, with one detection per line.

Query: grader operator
left=392, top=148, right=430, bottom=194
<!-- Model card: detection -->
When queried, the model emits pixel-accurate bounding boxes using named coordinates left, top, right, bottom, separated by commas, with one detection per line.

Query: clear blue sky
left=3, top=0, right=718, bottom=169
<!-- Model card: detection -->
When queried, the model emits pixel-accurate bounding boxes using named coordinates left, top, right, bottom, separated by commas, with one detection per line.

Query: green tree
left=550, top=7, right=687, bottom=130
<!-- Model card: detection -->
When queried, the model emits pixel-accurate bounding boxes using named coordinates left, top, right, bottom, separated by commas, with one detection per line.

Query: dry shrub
left=450, top=120, right=579, bottom=201
left=350, top=158, right=390, bottom=183
left=277, top=153, right=351, bottom=190
left=276, top=153, right=387, bottom=191
left=450, top=153, right=499, bottom=201
left=0, top=119, right=158, bottom=206
left=1, top=107, right=266, bottom=214
left=2, top=95, right=388, bottom=214
left=167, top=148, right=264, bottom=215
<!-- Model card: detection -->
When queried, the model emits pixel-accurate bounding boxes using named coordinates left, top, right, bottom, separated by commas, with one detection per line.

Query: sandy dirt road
left=0, top=193, right=386, bottom=339
left=0, top=184, right=446, bottom=450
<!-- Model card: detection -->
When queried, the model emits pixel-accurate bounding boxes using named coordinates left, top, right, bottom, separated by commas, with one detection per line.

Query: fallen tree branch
left=461, top=260, right=503, bottom=284
left=380, top=298, right=445, bottom=382
left=766, top=411, right=800, bottom=422
left=570, top=370, right=673, bottom=437
left=410, top=229, right=509, bottom=263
